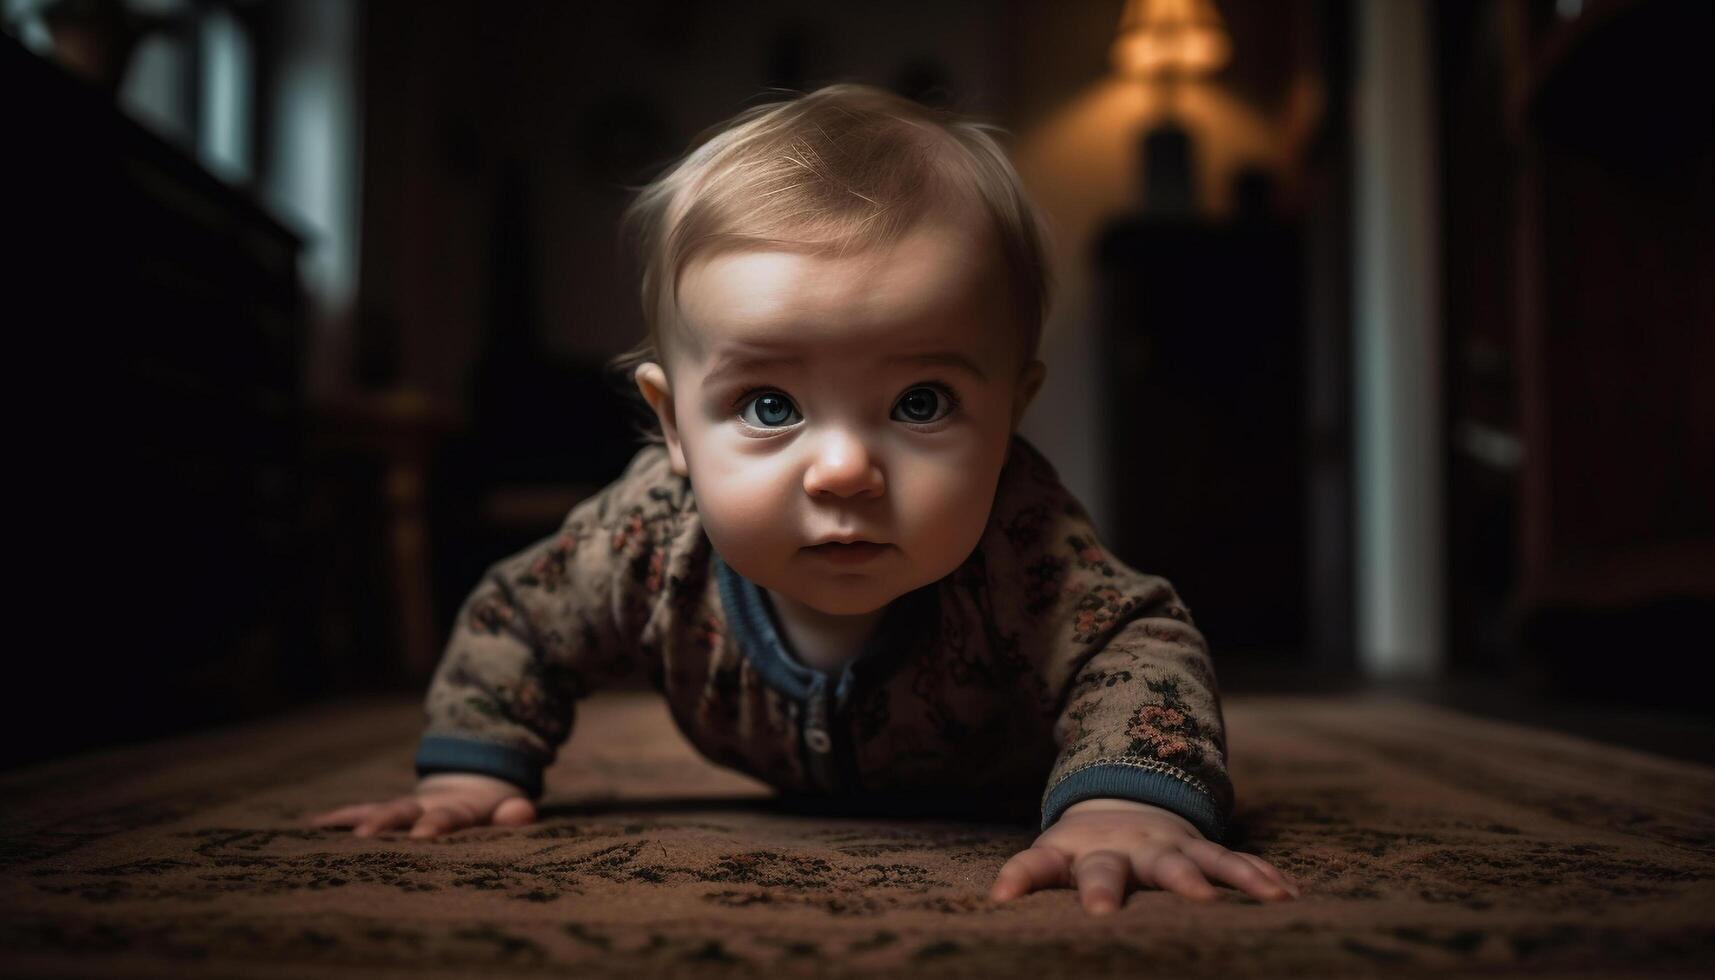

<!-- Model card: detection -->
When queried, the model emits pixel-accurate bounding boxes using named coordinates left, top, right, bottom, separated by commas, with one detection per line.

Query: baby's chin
left=768, top=547, right=975, bottom=617
left=769, top=579, right=903, bottom=617
left=765, top=564, right=929, bottom=618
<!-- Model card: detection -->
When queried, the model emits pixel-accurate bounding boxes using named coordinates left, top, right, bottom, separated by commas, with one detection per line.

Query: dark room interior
left=4, top=0, right=1712, bottom=976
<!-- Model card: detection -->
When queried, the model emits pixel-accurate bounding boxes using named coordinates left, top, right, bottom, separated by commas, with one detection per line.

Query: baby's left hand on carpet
left=989, top=797, right=1301, bottom=915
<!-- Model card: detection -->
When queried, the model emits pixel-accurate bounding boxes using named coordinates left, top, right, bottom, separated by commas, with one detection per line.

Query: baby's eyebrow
left=705, top=350, right=987, bottom=386
left=704, top=353, right=806, bottom=389
left=885, top=351, right=988, bottom=382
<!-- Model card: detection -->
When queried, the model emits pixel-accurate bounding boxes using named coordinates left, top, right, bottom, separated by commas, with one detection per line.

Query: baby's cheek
left=900, top=466, right=994, bottom=574
left=694, top=483, right=791, bottom=567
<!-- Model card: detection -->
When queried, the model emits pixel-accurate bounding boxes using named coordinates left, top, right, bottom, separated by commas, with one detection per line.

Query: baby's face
left=636, top=205, right=1045, bottom=617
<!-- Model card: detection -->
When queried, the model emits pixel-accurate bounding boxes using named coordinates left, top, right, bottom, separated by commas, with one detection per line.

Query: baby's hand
left=990, top=797, right=1300, bottom=914
left=307, top=772, right=537, bottom=839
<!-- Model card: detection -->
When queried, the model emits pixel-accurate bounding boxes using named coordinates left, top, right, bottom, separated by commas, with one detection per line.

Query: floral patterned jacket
left=416, top=435, right=1234, bottom=841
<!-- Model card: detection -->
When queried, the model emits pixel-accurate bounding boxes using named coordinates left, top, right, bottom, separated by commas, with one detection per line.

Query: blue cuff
left=414, top=735, right=545, bottom=799
left=1041, top=762, right=1227, bottom=843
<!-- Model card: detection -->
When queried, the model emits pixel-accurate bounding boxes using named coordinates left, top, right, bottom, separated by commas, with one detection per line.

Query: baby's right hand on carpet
left=307, top=772, right=537, bottom=839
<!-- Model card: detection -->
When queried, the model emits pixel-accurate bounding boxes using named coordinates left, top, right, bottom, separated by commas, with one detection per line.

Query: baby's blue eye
left=739, top=390, right=801, bottom=428
left=893, top=385, right=953, bottom=424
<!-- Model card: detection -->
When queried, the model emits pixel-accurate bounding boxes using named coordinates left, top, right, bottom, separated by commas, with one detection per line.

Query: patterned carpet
left=2, top=690, right=1712, bottom=978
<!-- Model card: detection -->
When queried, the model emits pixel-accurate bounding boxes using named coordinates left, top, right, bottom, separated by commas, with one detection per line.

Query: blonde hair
left=607, top=83, right=1053, bottom=444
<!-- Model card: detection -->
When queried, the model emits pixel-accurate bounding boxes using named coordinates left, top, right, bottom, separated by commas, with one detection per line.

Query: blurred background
left=5, top=0, right=1710, bottom=770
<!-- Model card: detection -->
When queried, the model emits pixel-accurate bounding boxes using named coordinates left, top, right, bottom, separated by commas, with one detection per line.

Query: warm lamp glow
left=1111, top=0, right=1232, bottom=78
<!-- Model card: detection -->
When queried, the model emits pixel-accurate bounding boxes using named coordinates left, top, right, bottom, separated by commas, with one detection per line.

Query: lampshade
left=1111, top=0, right=1232, bottom=78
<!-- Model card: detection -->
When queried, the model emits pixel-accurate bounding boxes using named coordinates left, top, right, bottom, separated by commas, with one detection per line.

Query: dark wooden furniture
left=6, top=34, right=308, bottom=766
left=1437, top=0, right=1714, bottom=707
left=1093, top=192, right=1311, bottom=659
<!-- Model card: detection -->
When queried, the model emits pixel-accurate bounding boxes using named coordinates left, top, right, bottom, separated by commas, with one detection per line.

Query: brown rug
left=3, top=690, right=1713, bottom=978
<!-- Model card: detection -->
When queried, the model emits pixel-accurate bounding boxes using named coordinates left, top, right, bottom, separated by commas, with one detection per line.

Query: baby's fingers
left=990, top=845, right=1071, bottom=902
left=1182, top=841, right=1294, bottom=901
left=1136, top=850, right=1218, bottom=903
left=492, top=797, right=538, bottom=827
left=354, top=799, right=423, bottom=837
left=1072, top=849, right=1132, bottom=915
left=1229, top=850, right=1302, bottom=897
left=409, top=804, right=479, bottom=840
left=308, top=803, right=380, bottom=829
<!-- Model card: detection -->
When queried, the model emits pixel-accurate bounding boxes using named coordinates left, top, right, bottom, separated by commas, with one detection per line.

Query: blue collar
left=711, top=549, right=932, bottom=711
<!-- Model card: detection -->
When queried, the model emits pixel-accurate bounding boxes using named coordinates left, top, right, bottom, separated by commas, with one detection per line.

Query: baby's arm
left=307, top=545, right=577, bottom=838
left=991, top=577, right=1302, bottom=911
left=311, top=452, right=673, bottom=838
left=977, top=438, right=1300, bottom=908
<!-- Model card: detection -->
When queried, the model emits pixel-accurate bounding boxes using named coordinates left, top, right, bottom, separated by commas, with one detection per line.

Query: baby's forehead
left=677, top=245, right=1004, bottom=361
left=684, top=207, right=1001, bottom=318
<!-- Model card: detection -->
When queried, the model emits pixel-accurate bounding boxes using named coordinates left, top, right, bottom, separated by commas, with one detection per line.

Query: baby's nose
left=803, top=432, right=884, bottom=499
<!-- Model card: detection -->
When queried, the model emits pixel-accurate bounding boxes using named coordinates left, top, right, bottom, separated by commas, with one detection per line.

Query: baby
left=312, top=84, right=1298, bottom=914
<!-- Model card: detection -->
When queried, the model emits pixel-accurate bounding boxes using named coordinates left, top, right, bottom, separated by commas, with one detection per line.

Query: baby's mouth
left=805, top=541, right=892, bottom=563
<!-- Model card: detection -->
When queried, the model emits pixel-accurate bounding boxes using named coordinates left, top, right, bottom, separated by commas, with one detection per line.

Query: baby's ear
left=633, top=363, right=690, bottom=477
left=1011, top=359, right=1047, bottom=430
